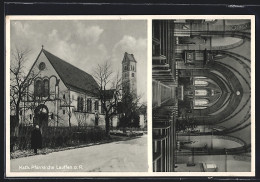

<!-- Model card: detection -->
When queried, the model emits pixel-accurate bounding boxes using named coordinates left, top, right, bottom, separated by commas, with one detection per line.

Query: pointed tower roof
left=122, top=52, right=137, bottom=63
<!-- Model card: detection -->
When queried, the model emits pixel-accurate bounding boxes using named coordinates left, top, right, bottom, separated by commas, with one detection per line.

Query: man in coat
left=95, top=111, right=99, bottom=126
left=31, top=125, right=42, bottom=154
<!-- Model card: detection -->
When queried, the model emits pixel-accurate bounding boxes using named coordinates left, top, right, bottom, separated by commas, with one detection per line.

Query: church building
left=19, top=48, right=108, bottom=129
left=122, top=52, right=137, bottom=97
left=121, top=52, right=146, bottom=128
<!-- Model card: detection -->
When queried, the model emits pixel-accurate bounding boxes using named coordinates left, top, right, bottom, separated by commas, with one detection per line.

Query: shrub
left=11, top=125, right=107, bottom=151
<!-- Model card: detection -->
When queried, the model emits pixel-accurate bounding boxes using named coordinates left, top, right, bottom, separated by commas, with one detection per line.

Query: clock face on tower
left=39, top=62, right=46, bottom=70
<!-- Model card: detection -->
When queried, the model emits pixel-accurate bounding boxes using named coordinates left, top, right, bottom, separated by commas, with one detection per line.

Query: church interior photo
left=152, top=19, right=252, bottom=172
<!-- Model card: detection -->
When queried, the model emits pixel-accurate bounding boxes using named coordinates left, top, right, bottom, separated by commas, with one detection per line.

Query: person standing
left=31, top=125, right=42, bottom=154
left=95, top=111, right=99, bottom=126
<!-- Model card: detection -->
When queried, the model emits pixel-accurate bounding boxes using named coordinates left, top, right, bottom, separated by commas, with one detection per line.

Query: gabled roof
left=122, top=52, right=137, bottom=63
left=42, top=49, right=99, bottom=96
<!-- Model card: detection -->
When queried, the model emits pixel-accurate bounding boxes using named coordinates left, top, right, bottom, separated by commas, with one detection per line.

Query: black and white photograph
left=152, top=18, right=254, bottom=173
left=5, top=15, right=255, bottom=177
left=6, top=17, right=148, bottom=174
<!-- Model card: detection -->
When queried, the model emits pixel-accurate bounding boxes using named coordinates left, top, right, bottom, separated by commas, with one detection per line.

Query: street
left=10, top=135, right=148, bottom=172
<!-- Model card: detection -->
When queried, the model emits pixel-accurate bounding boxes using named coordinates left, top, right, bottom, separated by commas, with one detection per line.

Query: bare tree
left=119, top=83, right=145, bottom=129
left=10, top=47, right=40, bottom=128
left=93, top=61, right=121, bottom=136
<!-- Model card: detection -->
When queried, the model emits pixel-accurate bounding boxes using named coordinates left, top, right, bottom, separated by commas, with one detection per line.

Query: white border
left=5, top=15, right=255, bottom=177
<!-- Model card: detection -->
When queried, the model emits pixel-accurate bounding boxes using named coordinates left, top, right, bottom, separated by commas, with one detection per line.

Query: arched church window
left=34, top=79, right=42, bottom=97
left=77, top=97, right=84, bottom=112
left=77, top=97, right=80, bottom=111
left=55, top=85, right=59, bottom=98
left=95, top=100, right=99, bottom=111
left=81, top=97, right=84, bottom=111
left=194, top=80, right=208, bottom=86
left=49, top=77, right=56, bottom=99
left=132, top=73, right=134, bottom=77
left=194, top=99, right=209, bottom=106
left=87, top=99, right=92, bottom=112
left=195, top=89, right=208, bottom=96
left=101, top=102, right=105, bottom=114
left=43, top=79, right=49, bottom=97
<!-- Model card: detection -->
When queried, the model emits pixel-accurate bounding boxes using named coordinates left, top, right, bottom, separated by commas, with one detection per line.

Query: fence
left=10, top=125, right=107, bottom=152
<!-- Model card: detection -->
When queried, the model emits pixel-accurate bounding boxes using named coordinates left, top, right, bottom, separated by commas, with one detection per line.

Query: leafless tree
left=119, top=84, right=145, bottom=129
left=10, top=47, right=40, bottom=129
left=93, top=61, right=121, bottom=136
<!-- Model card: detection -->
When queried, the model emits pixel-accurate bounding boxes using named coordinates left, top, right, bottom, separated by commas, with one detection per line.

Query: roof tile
left=42, top=49, right=99, bottom=96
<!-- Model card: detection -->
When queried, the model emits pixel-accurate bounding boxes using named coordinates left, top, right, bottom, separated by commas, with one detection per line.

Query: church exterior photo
left=7, top=18, right=148, bottom=174
left=17, top=48, right=141, bottom=130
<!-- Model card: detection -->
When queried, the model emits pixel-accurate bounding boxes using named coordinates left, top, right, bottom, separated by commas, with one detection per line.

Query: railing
left=178, top=145, right=250, bottom=156
left=178, top=132, right=247, bottom=146
left=211, top=39, right=244, bottom=51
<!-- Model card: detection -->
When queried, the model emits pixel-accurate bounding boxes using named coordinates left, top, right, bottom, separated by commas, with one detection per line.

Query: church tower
left=122, top=52, right=137, bottom=97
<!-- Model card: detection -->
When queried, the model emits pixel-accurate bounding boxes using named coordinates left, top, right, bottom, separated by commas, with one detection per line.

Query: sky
left=10, top=20, right=147, bottom=102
